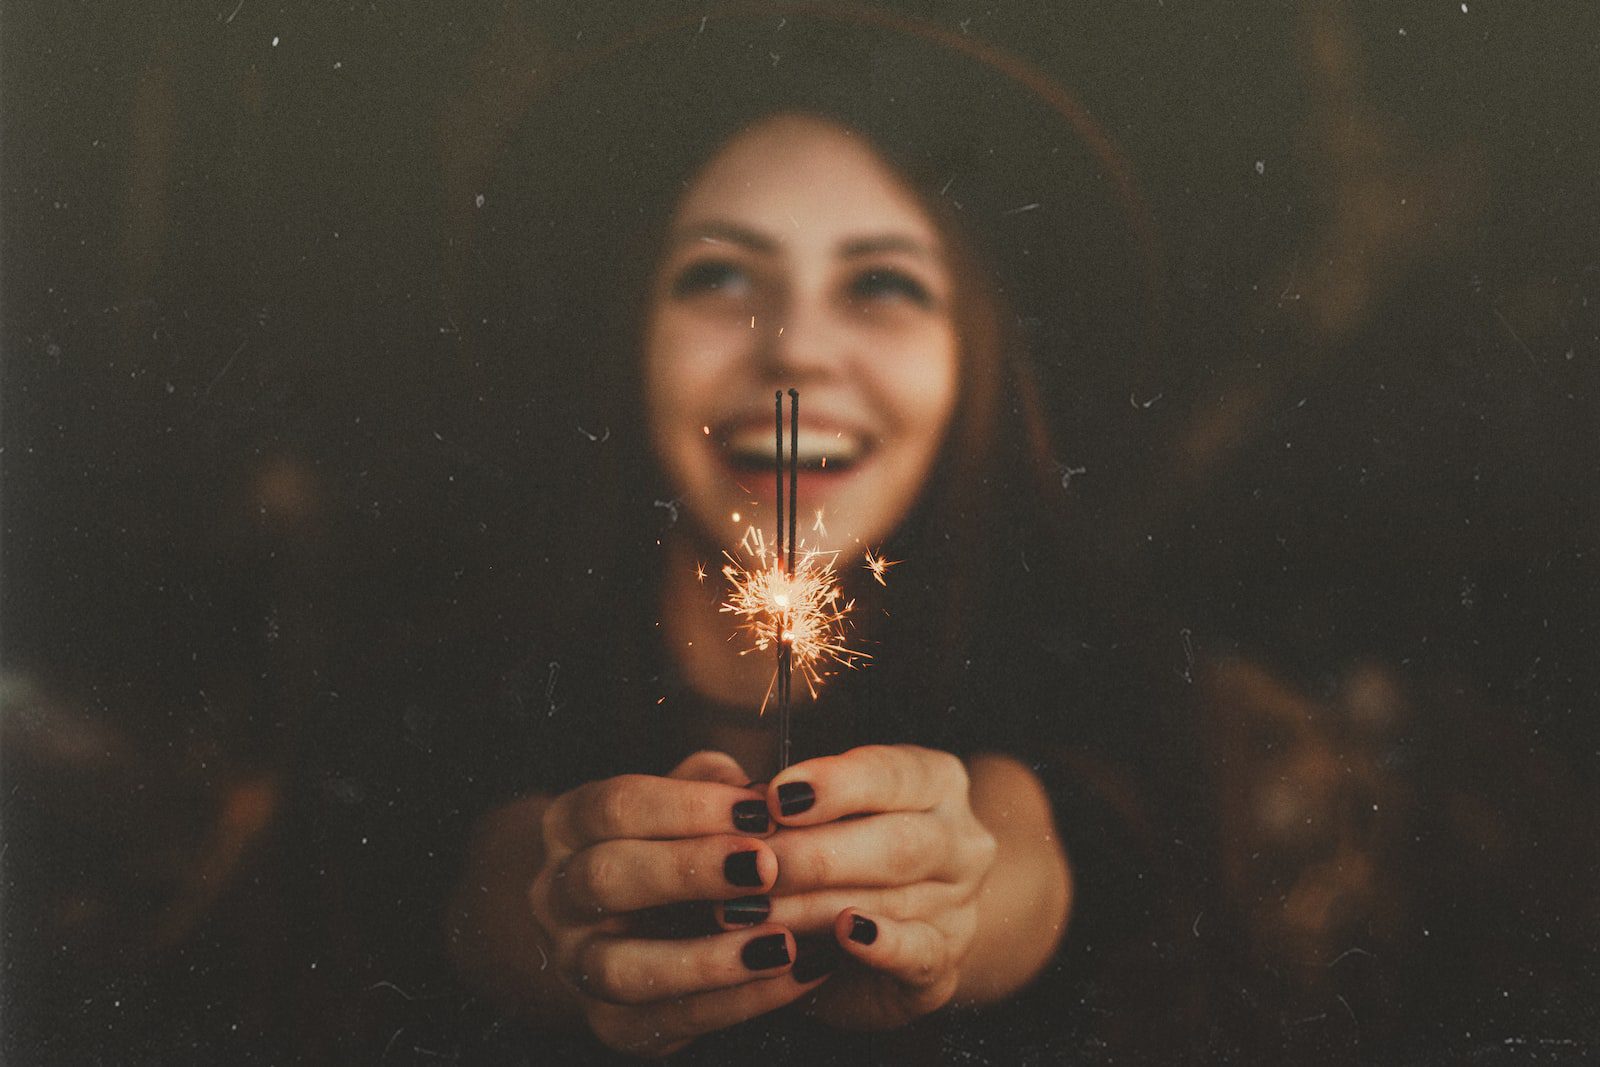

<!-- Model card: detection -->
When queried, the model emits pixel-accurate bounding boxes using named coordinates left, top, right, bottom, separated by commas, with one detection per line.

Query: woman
left=364, top=14, right=1182, bottom=1063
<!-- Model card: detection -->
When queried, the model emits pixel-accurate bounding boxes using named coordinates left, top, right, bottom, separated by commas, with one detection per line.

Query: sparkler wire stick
left=774, top=392, right=790, bottom=770
left=788, top=389, right=799, bottom=576
left=784, top=390, right=800, bottom=769
left=774, top=391, right=784, bottom=571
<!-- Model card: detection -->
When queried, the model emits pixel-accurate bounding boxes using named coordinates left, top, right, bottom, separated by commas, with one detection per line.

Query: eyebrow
left=838, top=234, right=936, bottom=262
left=672, top=222, right=779, bottom=255
left=671, top=221, right=937, bottom=263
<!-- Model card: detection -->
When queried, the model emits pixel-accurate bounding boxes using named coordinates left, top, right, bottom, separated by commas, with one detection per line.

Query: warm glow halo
left=719, top=525, right=870, bottom=713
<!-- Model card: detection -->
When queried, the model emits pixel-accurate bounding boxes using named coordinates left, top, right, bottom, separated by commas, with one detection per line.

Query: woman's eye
left=670, top=260, right=749, bottom=299
left=849, top=268, right=933, bottom=308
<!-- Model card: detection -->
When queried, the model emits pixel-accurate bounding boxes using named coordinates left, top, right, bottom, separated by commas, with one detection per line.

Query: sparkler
left=709, top=390, right=901, bottom=769
left=714, top=389, right=875, bottom=770
left=718, top=524, right=869, bottom=706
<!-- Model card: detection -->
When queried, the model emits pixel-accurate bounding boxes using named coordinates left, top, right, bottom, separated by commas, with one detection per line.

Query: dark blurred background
left=3, top=2, right=1597, bottom=1062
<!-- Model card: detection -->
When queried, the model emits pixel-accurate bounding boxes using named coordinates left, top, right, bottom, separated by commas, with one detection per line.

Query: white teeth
left=724, top=425, right=864, bottom=465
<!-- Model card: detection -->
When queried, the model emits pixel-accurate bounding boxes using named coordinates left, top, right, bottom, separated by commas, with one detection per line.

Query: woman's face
left=646, top=114, right=959, bottom=554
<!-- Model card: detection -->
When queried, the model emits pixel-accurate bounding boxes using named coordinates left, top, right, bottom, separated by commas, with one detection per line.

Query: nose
left=762, top=291, right=847, bottom=381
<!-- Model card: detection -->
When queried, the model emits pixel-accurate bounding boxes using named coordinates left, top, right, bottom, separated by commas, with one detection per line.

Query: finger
left=574, top=925, right=794, bottom=1005
left=527, top=864, right=626, bottom=942
left=669, top=750, right=751, bottom=787
left=765, top=813, right=947, bottom=893
left=835, top=908, right=962, bottom=1001
left=626, top=901, right=720, bottom=939
left=544, top=774, right=768, bottom=849
left=587, top=964, right=829, bottom=1057
left=750, top=882, right=958, bottom=934
left=768, top=745, right=966, bottom=825
left=556, top=837, right=777, bottom=916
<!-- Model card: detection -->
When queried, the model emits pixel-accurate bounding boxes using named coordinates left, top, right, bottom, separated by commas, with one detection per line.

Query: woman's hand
left=449, top=752, right=835, bottom=1057
left=757, top=744, right=1001, bottom=1029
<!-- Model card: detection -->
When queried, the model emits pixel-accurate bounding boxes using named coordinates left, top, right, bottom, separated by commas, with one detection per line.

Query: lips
left=719, top=422, right=872, bottom=474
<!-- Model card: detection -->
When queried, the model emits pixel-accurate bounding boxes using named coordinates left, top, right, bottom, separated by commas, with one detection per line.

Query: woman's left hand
left=754, top=745, right=999, bottom=1029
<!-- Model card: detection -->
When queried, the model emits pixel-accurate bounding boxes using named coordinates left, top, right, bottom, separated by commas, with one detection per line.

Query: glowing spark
left=702, top=425, right=710, bottom=435
left=719, top=526, right=870, bottom=712
left=812, top=508, right=827, bottom=537
left=694, top=561, right=707, bottom=583
left=864, top=548, right=899, bottom=587
left=731, top=511, right=741, bottom=523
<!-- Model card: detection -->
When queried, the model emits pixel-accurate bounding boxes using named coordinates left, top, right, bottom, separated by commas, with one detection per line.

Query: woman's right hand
left=521, top=753, right=829, bottom=1056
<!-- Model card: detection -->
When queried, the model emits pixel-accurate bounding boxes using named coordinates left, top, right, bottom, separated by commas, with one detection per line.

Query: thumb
left=667, top=749, right=750, bottom=786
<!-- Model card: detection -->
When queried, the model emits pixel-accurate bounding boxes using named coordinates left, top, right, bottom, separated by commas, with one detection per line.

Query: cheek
left=645, top=309, right=742, bottom=426
left=873, top=324, right=960, bottom=442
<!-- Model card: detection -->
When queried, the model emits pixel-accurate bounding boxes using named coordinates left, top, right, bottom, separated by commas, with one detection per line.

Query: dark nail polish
left=849, top=915, right=878, bottom=945
left=722, top=895, right=770, bottom=926
left=741, top=933, right=790, bottom=971
left=793, top=937, right=842, bottom=982
left=724, top=849, right=762, bottom=888
left=777, top=781, right=815, bottom=816
left=732, top=800, right=769, bottom=834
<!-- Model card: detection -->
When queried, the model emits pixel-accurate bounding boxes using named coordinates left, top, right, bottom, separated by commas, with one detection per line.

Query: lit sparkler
left=711, top=389, right=891, bottom=769
left=719, top=524, right=868, bottom=712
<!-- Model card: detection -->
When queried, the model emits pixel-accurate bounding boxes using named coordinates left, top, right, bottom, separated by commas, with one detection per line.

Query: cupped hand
left=526, top=752, right=830, bottom=1056
left=754, top=744, right=999, bottom=1030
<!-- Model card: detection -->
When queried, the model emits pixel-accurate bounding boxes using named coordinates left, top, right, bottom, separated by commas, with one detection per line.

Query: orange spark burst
left=864, top=548, right=900, bottom=587
left=719, top=525, right=869, bottom=712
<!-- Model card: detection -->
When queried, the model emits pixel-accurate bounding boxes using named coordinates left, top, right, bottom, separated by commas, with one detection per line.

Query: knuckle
left=884, top=819, right=924, bottom=874
left=873, top=747, right=908, bottom=800
left=967, top=823, right=999, bottom=872
left=954, top=905, right=980, bottom=949
left=920, top=972, right=959, bottom=1013
left=687, top=943, right=727, bottom=990
left=540, top=800, right=565, bottom=850
left=593, top=777, right=642, bottom=839
left=584, top=1004, right=643, bottom=1054
left=875, top=885, right=911, bottom=922
left=570, top=848, right=618, bottom=913
left=803, top=842, right=834, bottom=886
left=936, top=750, right=969, bottom=794
left=581, top=944, right=638, bottom=1005
left=582, top=1001, right=616, bottom=1037
left=674, top=998, right=710, bottom=1036
left=921, top=928, right=954, bottom=982
left=679, top=786, right=715, bottom=828
left=665, top=993, right=717, bottom=1040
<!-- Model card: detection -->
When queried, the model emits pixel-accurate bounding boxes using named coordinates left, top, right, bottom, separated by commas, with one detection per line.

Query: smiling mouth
left=719, top=424, right=871, bottom=474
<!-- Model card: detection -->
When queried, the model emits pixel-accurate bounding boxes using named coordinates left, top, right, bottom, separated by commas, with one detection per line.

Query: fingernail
left=732, top=800, right=769, bottom=834
left=741, top=932, right=790, bottom=971
left=777, top=781, right=815, bottom=816
left=793, top=937, right=842, bottom=982
left=849, top=915, right=878, bottom=945
left=722, top=895, right=770, bottom=926
left=724, top=849, right=762, bottom=888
